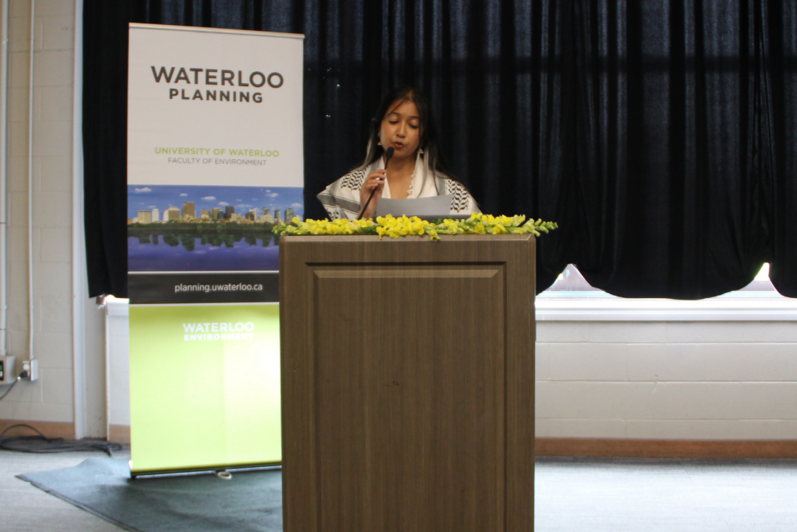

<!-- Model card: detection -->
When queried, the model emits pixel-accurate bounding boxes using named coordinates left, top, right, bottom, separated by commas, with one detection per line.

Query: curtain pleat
left=83, top=0, right=797, bottom=298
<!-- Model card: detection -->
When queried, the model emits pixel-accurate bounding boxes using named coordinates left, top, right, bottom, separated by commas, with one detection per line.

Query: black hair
left=360, top=85, right=456, bottom=180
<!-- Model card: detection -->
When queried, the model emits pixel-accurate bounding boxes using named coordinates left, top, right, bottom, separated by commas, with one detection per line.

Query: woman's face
left=379, top=99, right=422, bottom=160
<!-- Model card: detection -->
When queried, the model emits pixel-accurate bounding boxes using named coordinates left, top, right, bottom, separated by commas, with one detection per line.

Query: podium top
left=280, top=233, right=537, bottom=292
left=280, top=233, right=535, bottom=244
left=280, top=233, right=536, bottom=262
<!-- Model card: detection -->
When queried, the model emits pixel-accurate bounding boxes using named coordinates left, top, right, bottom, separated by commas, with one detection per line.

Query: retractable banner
left=127, top=24, right=303, bottom=475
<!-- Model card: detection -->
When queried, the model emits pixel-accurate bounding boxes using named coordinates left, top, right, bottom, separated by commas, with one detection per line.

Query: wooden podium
left=280, top=234, right=536, bottom=532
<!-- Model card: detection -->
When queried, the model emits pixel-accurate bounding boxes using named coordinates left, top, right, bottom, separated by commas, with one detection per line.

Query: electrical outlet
left=21, top=359, right=38, bottom=381
left=0, top=355, right=16, bottom=384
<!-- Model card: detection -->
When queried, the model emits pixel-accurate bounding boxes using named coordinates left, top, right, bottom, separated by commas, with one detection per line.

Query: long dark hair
left=360, top=86, right=456, bottom=180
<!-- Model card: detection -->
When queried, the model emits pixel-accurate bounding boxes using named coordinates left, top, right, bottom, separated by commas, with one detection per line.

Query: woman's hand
left=359, top=169, right=387, bottom=219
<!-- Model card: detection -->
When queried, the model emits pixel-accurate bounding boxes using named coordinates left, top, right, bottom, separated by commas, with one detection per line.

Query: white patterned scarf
left=317, top=153, right=479, bottom=220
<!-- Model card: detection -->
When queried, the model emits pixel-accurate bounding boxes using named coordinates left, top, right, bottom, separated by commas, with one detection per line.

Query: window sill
left=536, top=292, right=797, bottom=321
left=107, top=293, right=797, bottom=322
left=106, top=297, right=129, bottom=317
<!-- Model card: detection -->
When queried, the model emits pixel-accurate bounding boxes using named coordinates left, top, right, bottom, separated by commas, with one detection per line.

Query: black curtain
left=565, top=0, right=794, bottom=299
left=83, top=0, right=797, bottom=299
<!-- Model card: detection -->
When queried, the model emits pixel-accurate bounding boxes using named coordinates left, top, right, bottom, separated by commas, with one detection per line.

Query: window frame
left=536, top=264, right=797, bottom=321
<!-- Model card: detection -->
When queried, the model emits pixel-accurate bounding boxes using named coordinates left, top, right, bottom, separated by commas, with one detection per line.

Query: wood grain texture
left=536, top=437, right=797, bottom=459
left=280, top=235, right=536, bottom=532
left=109, top=425, right=131, bottom=444
left=0, top=420, right=75, bottom=440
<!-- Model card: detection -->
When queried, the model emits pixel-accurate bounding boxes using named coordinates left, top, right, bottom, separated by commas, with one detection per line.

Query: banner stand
left=127, top=24, right=304, bottom=475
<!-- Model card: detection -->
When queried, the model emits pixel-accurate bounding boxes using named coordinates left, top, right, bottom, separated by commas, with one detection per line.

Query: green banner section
left=129, top=304, right=281, bottom=473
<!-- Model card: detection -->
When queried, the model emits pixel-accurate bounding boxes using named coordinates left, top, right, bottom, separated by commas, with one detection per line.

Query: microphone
left=357, top=147, right=394, bottom=220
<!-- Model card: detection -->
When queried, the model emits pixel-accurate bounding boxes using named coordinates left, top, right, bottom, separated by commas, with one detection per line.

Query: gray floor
left=1, top=448, right=129, bottom=531
left=535, top=457, right=797, bottom=532
left=3, top=450, right=797, bottom=531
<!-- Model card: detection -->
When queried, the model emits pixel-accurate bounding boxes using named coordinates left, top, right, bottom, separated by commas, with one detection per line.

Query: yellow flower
left=274, top=212, right=556, bottom=240
left=355, top=219, right=373, bottom=229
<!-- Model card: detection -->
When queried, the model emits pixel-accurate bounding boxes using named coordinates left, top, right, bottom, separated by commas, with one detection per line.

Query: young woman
left=317, top=86, right=479, bottom=220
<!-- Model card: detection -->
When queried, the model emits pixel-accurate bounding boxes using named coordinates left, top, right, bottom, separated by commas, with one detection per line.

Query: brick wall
left=536, top=321, right=797, bottom=440
left=0, top=0, right=76, bottom=424
left=106, top=301, right=797, bottom=441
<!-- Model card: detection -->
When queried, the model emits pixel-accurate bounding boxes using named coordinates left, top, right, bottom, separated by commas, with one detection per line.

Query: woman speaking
left=317, top=86, right=479, bottom=220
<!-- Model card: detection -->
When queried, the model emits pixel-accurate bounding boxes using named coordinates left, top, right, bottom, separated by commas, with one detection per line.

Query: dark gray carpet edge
left=19, top=471, right=139, bottom=532
left=17, top=458, right=283, bottom=532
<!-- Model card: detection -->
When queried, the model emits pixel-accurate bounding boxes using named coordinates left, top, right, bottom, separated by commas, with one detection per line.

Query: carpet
left=18, top=458, right=282, bottom=532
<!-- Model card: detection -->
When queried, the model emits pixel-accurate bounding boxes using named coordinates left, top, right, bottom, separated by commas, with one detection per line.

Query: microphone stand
left=357, top=147, right=394, bottom=220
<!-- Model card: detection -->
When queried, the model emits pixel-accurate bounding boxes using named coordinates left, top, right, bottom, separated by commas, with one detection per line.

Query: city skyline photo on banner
left=127, top=184, right=303, bottom=272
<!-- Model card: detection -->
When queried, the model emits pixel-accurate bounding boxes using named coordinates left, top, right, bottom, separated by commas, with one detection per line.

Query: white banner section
left=128, top=24, right=303, bottom=276
left=128, top=24, right=303, bottom=188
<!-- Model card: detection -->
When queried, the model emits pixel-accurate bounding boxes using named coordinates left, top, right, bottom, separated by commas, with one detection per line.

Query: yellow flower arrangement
left=275, top=213, right=557, bottom=240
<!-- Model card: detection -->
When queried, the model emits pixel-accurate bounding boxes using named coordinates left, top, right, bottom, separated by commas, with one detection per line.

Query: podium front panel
left=280, top=235, right=535, bottom=532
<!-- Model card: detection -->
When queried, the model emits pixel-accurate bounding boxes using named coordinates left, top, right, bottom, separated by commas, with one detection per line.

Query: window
left=536, top=264, right=797, bottom=321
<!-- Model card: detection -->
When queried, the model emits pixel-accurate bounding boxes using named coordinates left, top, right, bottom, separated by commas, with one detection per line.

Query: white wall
left=106, top=299, right=797, bottom=441
left=0, top=0, right=77, bottom=425
left=107, top=301, right=129, bottom=427
left=536, top=320, right=797, bottom=440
